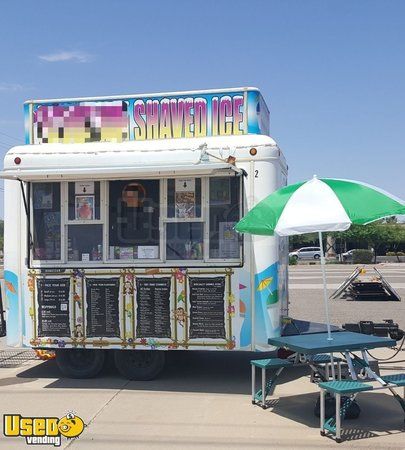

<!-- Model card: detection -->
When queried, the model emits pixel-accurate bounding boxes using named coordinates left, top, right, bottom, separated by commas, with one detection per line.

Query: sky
left=0, top=0, right=404, bottom=218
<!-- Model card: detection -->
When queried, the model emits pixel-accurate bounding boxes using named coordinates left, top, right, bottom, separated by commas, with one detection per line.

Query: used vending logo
left=3, top=412, right=85, bottom=446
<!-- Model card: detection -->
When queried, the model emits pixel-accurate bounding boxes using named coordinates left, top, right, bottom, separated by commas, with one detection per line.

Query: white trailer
left=1, top=87, right=288, bottom=379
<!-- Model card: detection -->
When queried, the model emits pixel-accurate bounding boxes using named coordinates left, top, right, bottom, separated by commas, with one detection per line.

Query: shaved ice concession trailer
left=2, top=87, right=288, bottom=379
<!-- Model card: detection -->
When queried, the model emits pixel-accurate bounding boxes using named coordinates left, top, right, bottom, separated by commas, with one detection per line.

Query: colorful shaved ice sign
left=26, top=88, right=270, bottom=144
left=33, top=102, right=129, bottom=144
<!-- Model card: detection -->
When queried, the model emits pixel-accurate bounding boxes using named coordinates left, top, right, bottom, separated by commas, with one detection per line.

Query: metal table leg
left=344, top=351, right=357, bottom=380
left=330, top=353, right=336, bottom=379
left=262, top=367, right=266, bottom=409
left=335, top=393, right=342, bottom=443
left=251, top=364, right=255, bottom=404
left=325, top=363, right=330, bottom=380
left=320, top=388, right=325, bottom=436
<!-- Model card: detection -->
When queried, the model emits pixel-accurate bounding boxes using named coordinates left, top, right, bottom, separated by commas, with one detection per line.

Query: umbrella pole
left=318, top=231, right=333, bottom=341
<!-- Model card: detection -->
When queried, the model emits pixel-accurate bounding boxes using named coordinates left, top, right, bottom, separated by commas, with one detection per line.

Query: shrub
left=386, top=251, right=405, bottom=256
left=352, top=249, right=373, bottom=264
left=289, top=256, right=298, bottom=265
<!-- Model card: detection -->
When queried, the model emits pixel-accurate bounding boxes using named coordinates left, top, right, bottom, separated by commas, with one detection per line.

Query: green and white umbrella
left=236, top=176, right=405, bottom=236
left=235, top=176, right=405, bottom=340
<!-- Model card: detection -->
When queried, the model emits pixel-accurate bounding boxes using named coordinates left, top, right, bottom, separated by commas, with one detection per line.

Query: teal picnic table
left=267, top=331, right=398, bottom=385
left=251, top=331, right=405, bottom=442
left=267, top=330, right=396, bottom=355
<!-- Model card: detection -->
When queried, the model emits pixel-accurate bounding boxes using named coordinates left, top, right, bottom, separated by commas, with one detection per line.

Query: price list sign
left=37, top=278, right=71, bottom=337
left=86, top=278, right=120, bottom=337
left=189, top=277, right=226, bottom=339
left=136, top=277, right=171, bottom=338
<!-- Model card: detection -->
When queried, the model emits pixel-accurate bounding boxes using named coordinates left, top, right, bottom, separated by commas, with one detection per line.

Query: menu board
left=189, top=277, right=226, bottom=339
left=86, top=278, right=120, bottom=337
left=37, top=278, right=70, bottom=337
left=136, top=277, right=171, bottom=338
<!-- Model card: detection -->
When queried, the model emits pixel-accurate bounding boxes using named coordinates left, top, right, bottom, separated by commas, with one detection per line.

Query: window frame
left=65, top=181, right=104, bottom=225
left=206, top=175, right=243, bottom=263
left=162, top=177, right=206, bottom=263
left=106, top=178, right=164, bottom=264
left=30, top=181, right=63, bottom=265
left=29, top=173, right=244, bottom=269
left=65, top=181, right=106, bottom=265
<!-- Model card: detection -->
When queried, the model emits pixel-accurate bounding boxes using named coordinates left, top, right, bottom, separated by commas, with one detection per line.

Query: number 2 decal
left=254, top=169, right=259, bottom=178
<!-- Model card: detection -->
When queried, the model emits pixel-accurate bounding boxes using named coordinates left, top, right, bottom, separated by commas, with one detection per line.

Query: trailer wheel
left=114, top=350, right=165, bottom=380
left=55, top=349, right=105, bottom=379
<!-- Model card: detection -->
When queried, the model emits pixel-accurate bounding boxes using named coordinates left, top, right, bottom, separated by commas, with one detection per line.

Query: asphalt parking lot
left=0, top=264, right=404, bottom=449
left=289, top=263, right=405, bottom=329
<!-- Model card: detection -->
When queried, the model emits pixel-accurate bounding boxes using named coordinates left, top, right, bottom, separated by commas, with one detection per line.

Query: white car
left=289, top=247, right=322, bottom=260
left=339, top=249, right=358, bottom=261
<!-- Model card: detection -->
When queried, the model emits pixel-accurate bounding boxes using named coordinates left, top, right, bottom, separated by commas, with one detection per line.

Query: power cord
left=366, top=336, right=405, bottom=361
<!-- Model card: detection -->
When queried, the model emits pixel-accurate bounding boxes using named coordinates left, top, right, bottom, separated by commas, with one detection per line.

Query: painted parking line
left=289, top=275, right=405, bottom=280
left=289, top=283, right=405, bottom=289
left=290, top=268, right=405, bottom=272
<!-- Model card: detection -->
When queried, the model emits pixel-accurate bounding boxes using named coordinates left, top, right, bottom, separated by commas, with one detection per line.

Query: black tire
left=114, top=350, right=165, bottom=380
left=314, top=254, right=320, bottom=260
left=55, top=349, right=105, bottom=379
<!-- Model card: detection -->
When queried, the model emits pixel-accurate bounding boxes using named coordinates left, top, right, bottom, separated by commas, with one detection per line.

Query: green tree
left=385, top=223, right=405, bottom=260
left=289, top=233, right=318, bottom=250
left=333, top=222, right=405, bottom=262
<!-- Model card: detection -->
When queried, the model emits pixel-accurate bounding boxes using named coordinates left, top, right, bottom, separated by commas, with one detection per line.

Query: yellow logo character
left=57, top=413, right=85, bottom=439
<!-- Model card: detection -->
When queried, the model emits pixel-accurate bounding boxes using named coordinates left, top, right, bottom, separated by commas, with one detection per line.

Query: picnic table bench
left=250, top=331, right=404, bottom=443
left=251, top=354, right=343, bottom=408
left=320, top=374, right=405, bottom=442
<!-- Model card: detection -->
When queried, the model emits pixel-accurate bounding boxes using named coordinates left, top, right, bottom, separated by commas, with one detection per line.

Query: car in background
left=289, top=246, right=322, bottom=260
left=339, top=249, right=358, bottom=261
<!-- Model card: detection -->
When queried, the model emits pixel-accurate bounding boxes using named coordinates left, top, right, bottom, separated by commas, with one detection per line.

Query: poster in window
left=43, top=212, right=61, bottom=259
left=175, top=178, right=195, bottom=218
left=138, top=246, right=159, bottom=259
left=219, top=222, right=239, bottom=258
left=75, top=195, right=95, bottom=220
left=210, top=178, right=231, bottom=205
left=175, top=178, right=195, bottom=192
left=34, top=186, right=53, bottom=209
left=75, top=181, right=95, bottom=195
left=118, top=247, right=134, bottom=259
left=44, top=212, right=60, bottom=238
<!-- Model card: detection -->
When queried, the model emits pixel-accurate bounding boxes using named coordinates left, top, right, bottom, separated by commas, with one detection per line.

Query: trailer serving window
left=67, top=181, right=103, bottom=262
left=209, top=177, right=241, bottom=259
left=108, top=179, right=160, bottom=260
left=32, top=182, right=61, bottom=261
left=165, top=178, right=203, bottom=260
left=30, top=173, right=242, bottom=267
